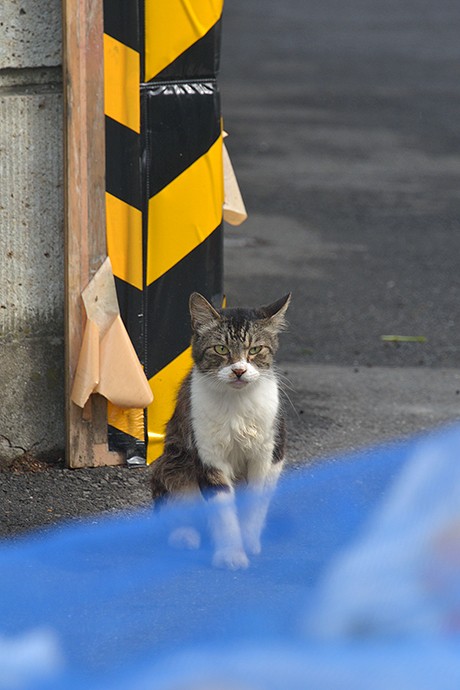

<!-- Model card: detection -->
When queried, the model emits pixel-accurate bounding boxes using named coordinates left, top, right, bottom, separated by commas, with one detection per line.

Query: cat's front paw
left=212, top=547, right=249, bottom=571
left=243, top=533, right=262, bottom=556
left=242, top=526, right=262, bottom=555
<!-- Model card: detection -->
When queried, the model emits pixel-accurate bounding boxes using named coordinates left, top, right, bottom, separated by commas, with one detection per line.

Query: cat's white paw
left=212, top=547, right=249, bottom=570
left=169, top=527, right=201, bottom=550
left=243, top=533, right=262, bottom=556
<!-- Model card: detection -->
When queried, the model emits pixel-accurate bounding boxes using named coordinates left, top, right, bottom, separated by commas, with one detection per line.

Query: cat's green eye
left=249, top=345, right=263, bottom=356
left=214, top=344, right=229, bottom=355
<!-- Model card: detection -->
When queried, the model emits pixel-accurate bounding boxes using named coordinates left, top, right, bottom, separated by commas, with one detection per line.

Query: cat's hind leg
left=169, top=525, right=201, bottom=550
left=151, top=454, right=202, bottom=551
left=160, top=496, right=203, bottom=552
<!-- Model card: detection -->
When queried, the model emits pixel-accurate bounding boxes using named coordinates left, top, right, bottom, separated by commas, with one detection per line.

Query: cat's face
left=189, top=293, right=291, bottom=389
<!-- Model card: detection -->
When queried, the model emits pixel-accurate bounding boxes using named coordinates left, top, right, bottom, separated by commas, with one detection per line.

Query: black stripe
left=103, top=0, right=140, bottom=53
left=149, top=19, right=222, bottom=82
left=109, top=277, right=147, bottom=456
left=114, top=276, right=144, bottom=362
left=105, top=116, right=142, bottom=210
left=138, top=0, right=146, bottom=84
left=144, top=225, right=223, bottom=380
left=108, top=425, right=146, bottom=458
left=142, top=82, right=221, bottom=198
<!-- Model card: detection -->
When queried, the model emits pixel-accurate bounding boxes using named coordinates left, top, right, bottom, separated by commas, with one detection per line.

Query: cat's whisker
left=272, top=372, right=298, bottom=412
left=276, top=375, right=295, bottom=393
left=258, top=368, right=298, bottom=419
left=273, top=368, right=296, bottom=392
left=278, top=385, right=299, bottom=419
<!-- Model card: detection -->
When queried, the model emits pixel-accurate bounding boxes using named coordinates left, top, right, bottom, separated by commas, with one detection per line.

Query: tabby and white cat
left=151, top=291, right=291, bottom=570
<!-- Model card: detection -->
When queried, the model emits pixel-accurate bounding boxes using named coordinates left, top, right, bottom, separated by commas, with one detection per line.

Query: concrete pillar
left=0, top=0, right=64, bottom=463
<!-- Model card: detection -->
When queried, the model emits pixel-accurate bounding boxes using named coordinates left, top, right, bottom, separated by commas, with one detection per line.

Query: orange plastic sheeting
left=71, top=257, right=153, bottom=410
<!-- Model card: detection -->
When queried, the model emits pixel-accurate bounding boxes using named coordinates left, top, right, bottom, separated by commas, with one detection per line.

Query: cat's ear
left=261, top=293, right=291, bottom=331
left=189, top=292, right=221, bottom=332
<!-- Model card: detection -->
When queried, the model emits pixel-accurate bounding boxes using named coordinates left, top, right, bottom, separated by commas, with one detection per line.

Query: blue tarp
left=1, top=426, right=459, bottom=689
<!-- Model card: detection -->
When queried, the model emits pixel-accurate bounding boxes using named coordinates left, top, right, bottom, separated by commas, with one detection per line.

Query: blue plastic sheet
left=1, top=426, right=459, bottom=689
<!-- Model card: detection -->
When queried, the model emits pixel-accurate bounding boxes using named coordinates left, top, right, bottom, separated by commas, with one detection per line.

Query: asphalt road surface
left=221, top=0, right=460, bottom=459
left=2, top=0, right=460, bottom=536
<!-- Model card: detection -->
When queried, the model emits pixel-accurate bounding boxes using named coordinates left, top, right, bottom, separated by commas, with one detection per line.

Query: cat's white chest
left=190, top=369, right=279, bottom=480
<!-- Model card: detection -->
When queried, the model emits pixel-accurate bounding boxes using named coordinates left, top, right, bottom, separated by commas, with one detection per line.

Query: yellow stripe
left=106, top=193, right=143, bottom=291
left=103, top=33, right=140, bottom=133
left=146, top=136, right=223, bottom=286
left=107, top=403, right=145, bottom=442
left=147, top=347, right=193, bottom=463
left=144, top=0, right=223, bottom=81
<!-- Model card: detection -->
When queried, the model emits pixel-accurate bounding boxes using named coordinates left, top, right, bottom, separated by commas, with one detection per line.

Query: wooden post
left=62, top=0, right=123, bottom=467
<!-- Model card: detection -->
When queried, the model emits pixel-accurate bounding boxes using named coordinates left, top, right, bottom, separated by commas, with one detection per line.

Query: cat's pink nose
left=231, top=366, right=247, bottom=379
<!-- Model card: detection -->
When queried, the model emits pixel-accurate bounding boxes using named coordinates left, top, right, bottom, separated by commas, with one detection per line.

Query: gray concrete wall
left=0, top=0, right=64, bottom=463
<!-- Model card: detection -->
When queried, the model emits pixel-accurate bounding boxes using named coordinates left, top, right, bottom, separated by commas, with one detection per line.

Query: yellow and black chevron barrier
left=103, top=1, right=224, bottom=462
left=103, top=0, right=146, bottom=460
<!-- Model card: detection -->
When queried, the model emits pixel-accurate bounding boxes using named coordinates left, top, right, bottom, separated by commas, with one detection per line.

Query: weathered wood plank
left=62, top=0, right=123, bottom=468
